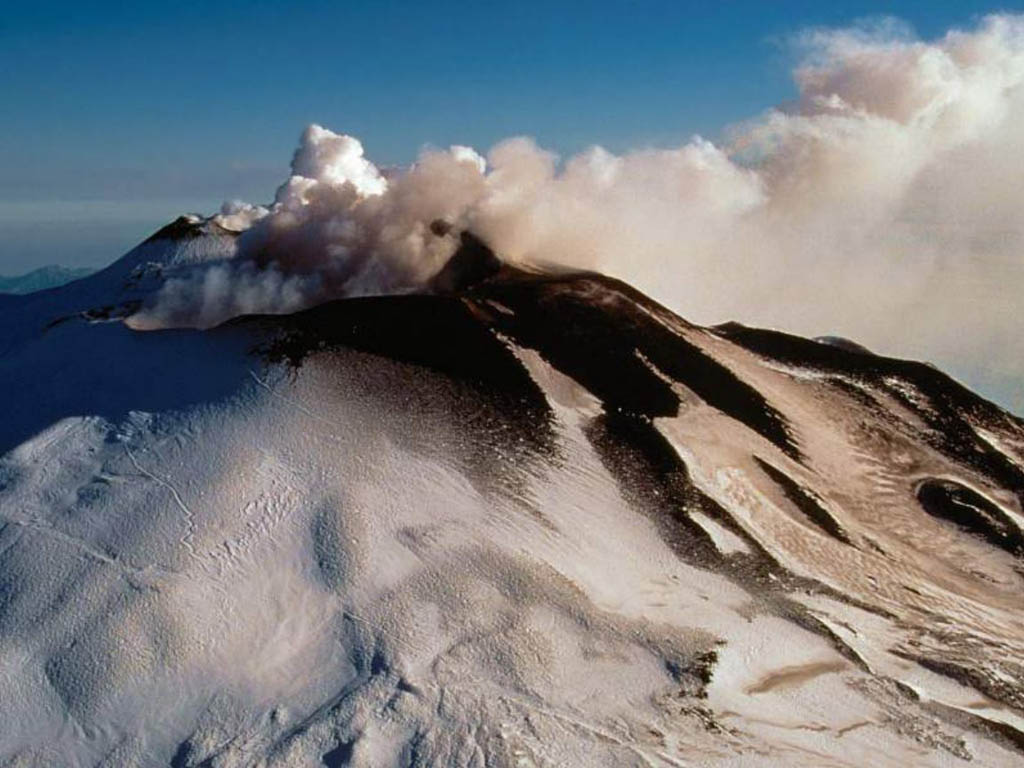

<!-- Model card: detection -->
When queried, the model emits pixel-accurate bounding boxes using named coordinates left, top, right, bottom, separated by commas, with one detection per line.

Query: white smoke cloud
left=132, top=14, right=1024, bottom=413
left=129, top=263, right=315, bottom=331
left=288, top=124, right=388, bottom=196
left=215, top=200, right=269, bottom=232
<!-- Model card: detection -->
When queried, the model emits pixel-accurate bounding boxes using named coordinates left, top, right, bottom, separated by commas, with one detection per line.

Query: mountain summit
left=1, top=221, right=1023, bottom=766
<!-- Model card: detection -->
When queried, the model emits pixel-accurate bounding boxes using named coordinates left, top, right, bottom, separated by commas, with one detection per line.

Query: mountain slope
left=1, top=222, right=1023, bottom=766
left=0, top=265, right=95, bottom=295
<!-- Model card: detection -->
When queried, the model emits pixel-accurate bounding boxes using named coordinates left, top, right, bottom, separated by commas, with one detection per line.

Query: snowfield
left=1, top=220, right=1024, bottom=766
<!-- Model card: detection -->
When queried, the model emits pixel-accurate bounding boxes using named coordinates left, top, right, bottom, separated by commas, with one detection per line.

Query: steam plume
left=132, top=15, right=1024, bottom=413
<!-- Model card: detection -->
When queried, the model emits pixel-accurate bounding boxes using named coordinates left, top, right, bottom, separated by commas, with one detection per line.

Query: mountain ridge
left=1, top=218, right=1023, bottom=765
left=0, top=264, right=95, bottom=295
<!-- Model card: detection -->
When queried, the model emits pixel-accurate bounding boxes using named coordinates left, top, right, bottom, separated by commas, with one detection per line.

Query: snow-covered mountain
left=1, top=218, right=1024, bottom=767
left=0, top=265, right=95, bottom=295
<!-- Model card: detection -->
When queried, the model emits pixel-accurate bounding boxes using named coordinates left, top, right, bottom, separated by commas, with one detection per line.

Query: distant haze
left=0, top=201, right=221, bottom=273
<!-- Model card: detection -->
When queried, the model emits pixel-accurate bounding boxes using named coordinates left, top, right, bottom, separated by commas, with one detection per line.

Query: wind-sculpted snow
left=1, top=225, right=1024, bottom=766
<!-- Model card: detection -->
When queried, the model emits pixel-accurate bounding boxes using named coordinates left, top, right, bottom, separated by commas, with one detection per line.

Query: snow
left=1, top=225, right=1024, bottom=766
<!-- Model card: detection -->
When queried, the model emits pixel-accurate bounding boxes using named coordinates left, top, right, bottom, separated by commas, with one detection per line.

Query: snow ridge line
left=125, top=445, right=199, bottom=559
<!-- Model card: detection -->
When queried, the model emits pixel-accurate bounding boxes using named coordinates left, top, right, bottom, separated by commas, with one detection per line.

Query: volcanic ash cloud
left=133, top=14, right=1024, bottom=413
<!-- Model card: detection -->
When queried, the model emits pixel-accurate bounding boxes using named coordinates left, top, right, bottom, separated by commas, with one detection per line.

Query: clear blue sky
left=0, top=0, right=1018, bottom=271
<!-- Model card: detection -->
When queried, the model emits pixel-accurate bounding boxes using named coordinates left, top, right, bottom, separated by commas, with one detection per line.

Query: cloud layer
left=133, top=14, right=1024, bottom=413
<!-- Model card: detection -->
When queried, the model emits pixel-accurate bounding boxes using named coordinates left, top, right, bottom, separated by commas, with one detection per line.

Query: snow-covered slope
left=2, top=223, right=1024, bottom=766
left=0, top=266, right=95, bottom=296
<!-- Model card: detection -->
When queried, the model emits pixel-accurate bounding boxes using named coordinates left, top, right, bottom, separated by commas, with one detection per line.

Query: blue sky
left=0, top=0, right=1019, bottom=271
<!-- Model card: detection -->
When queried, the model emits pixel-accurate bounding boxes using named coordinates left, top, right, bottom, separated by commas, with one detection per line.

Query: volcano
left=1, top=219, right=1023, bottom=766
